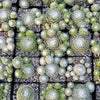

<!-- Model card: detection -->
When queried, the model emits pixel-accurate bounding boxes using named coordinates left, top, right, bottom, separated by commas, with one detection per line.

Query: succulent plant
left=2, top=0, right=12, bottom=8
left=64, top=0, right=87, bottom=5
left=94, top=58, right=100, bottom=83
left=41, top=83, right=66, bottom=100
left=0, top=36, right=6, bottom=49
left=17, top=85, right=34, bottom=100
left=91, top=44, right=100, bottom=55
left=20, top=8, right=43, bottom=29
left=45, top=36, right=60, bottom=50
left=22, top=12, right=36, bottom=29
left=0, top=89, right=3, bottom=100
left=65, top=57, right=91, bottom=81
left=43, top=0, right=62, bottom=4
left=19, top=0, right=38, bottom=8
left=20, top=36, right=37, bottom=54
left=45, top=63, right=59, bottom=78
left=67, top=4, right=100, bottom=28
left=42, top=82, right=95, bottom=100
left=46, top=8, right=63, bottom=24
left=92, top=23, right=100, bottom=32
left=12, top=57, right=23, bottom=69
left=44, top=2, right=68, bottom=31
left=45, top=89, right=60, bottom=100
left=64, top=0, right=95, bottom=5
left=13, top=57, right=34, bottom=79
left=28, top=0, right=38, bottom=5
left=72, top=84, right=92, bottom=100
left=40, top=3, right=98, bottom=34
left=39, top=30, right=70, bottom=57
left=37, top=56, right=67, bottom=83
left=21, top=64, right=34, bottom=78
left=0, top=1, right=17, bottom=54
left=73, top=64, right=86, bottom=76
left=19, top=0, right=29, bottom=8
left=0, top=1, right=17, bottom=29
left=17, top=29, right=38, bottom=54
left=71, top=10, right=85, bottom=23
left=70, top=9, right=87, bottom=27
left=91, top=40, right=100, bottom=55
left=0, top=63, right=5, bottom=73
left=0, top=83, right=10, bottom=100
left=0, top=57, right=13, bottom=82
left=0, top=8, right=10, bottom=23
left=0, top=1, right=98, bottom=99
left=65, top=82, right=95, bottom=100
left=70, top=34, right=90, bottom=54
left=85, top=82, right=95, bottom=93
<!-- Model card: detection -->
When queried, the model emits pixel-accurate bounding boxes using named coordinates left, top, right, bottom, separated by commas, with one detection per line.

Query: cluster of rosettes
left=44, top=3, right=68, bottom=30
left=40, top=83, right=66, bottom=100
left=42, top=0, right=95, bottom=4
left=43, top=1, right=100, bottom=30
left=17, top=8, right=44, bottom=30
left=39, top=30, right=70, bottom=57
left=65, top=82, right=95, bottom=100
left=94, top=58, right=100, bottom=83
left=70, top=34, right=90, bottom=55
left=17, top=30, right=37, bottom=54
left=37, top=55, right=68, bottom=83
left=69, top=4, right=100, bottom=28
left=64, top=0, right=87, bottom=5
left=40, top=1, right=100, bottom=56
left=12, top=57, right=34, bottom=79
left=0, top=35, right=15, bottom=54
left=91, top=39, right=100, bottom=55
left=0, top=57, right=13, bottom=82
left=42, top=0, right=62, bottom=4
left=90, top=4, right=100, bottom=35
left=19, top=0, right=38, bottom=8
left=0, top=0, right=17, bottom=54
left=65, top=58, right=91, bottom=81
left=0, top=83, right=11, bottom=100
left=21, top=8, right=43, bottom=29
left=16, top=8, right=45, bottom=54
left=17, top=85, right=35, bottom=100
left=40, top=82, right=95, bottom=100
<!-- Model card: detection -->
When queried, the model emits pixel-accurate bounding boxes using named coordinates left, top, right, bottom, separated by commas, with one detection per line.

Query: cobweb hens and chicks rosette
left=0, top=0, right=17, bottom=55
left=40, top=82, right=95, bottom=100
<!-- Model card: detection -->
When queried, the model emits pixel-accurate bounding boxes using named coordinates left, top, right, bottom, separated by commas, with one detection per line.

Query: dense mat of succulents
left=0, top=0, right=100, bottom=100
